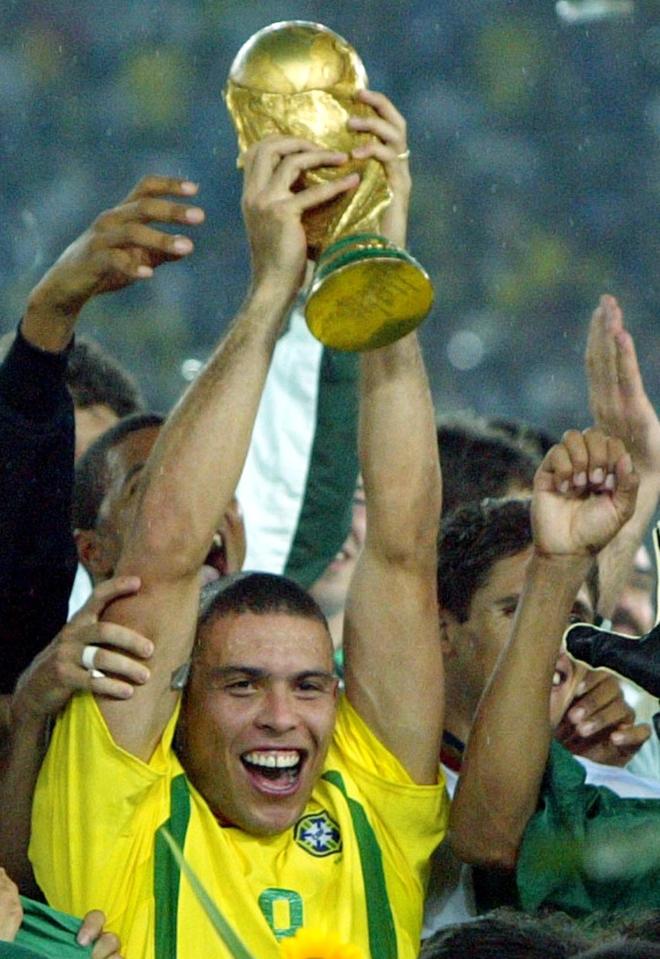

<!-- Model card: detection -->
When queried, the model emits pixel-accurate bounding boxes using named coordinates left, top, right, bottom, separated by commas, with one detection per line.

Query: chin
left=236, top=801, right=307, bottom=837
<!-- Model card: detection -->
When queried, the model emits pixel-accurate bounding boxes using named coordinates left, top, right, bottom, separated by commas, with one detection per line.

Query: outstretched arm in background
left=101, top=140, right=359, bottom=761
left=450, top=428, right=639, bottom=868
left=0, top=331, right=77, bottom=703
left=587, top=294, right=660, bottom=620
left=0, top=176, right=203, bottom=703
left=22, top=175, right=204, bottom=352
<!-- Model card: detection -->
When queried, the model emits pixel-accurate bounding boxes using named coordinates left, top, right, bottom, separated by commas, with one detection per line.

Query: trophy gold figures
left=225, top=21, right=434, bottom=351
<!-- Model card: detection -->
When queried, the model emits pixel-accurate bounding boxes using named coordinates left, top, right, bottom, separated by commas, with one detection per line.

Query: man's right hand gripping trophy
left=225, top=20, right=434, bottom=351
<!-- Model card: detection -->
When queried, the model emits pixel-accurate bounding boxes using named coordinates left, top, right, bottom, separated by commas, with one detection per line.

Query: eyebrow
left=493, top=594, right=594, bottom=623
left=494, top=594, right=520, bottom=609
left=208, top=666, right=336, bottom=683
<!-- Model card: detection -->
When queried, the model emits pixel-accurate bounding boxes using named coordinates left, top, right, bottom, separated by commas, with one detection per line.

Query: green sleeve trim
left=154, top=774, right=191, bottom=959
left=322, top=770, right=398, bottom=959
left=284, top=348, right=359, bottom=589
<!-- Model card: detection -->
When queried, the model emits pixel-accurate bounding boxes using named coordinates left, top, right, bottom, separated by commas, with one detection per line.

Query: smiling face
left=179, top=610, right=338, bottom=836
left=442, top=545, right=595, bottom=737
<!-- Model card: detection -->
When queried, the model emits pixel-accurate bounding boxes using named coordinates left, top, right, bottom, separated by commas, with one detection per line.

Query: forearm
left=22, top=286, right=79, bottom=353
left=450, top=552, right=591, bottom=868
left=359, top=333, right=441, bottom=560
left=343, top=333, right=443, bottom=784
left=118, top=281, right=295, bottom=582
left=0, top=704, right=49, bottom=893
left=597, top=471, right=660, bottom=620
left=0, top=322, right=72, bottom=422
left=100, top=282, right=295, bottom=755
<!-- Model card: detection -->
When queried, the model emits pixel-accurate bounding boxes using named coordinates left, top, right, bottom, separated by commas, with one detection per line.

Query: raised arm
left=100, top=140, right=359, bottom=760
left=586, top=294, right=660, bottom=620
left=340, top=94, right=442, bottom=784
left=449, top=428, right=639, bottom=868
left=342, top=330, right=443, bottom=785
left=0, top=175, right=205, bottom=702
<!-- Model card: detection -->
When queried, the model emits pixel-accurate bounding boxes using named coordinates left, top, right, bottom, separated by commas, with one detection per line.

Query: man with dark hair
left=71, top=412, right=245, bottom=589
left=32, top=124, right=447, bottom=959
left=434, top=497, right=647, bottom=771
left=72, top=413, right=165, bottom=533
left=424, top=496, right=653, bottom=933
left=449, top=429, right=660, bottom=915
left=436, top=415, right=539, bottom=517
left=421, top=907, right=590, bottom=959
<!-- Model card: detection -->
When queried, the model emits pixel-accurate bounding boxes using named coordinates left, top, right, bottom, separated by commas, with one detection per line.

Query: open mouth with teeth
left=201, top=531, right=228, bottom=585
left=240, top=749, right=306, bottom=795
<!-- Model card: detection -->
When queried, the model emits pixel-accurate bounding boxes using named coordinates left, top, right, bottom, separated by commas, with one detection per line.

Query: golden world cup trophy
left=225, top=21, right=434, bottom=351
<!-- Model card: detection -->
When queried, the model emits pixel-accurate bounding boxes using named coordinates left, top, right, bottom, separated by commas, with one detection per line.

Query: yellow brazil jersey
left=31, top=692, right=448, bottom=959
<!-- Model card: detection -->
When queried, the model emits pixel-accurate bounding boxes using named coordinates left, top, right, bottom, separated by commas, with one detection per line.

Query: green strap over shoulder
left=154, top=774, right=191, bottom=959
left=322, top=770, right=398, bottom=959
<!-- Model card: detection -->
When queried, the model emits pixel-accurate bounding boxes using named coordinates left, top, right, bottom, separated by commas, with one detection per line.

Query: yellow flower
left=280, top=927, right=363, bottom=959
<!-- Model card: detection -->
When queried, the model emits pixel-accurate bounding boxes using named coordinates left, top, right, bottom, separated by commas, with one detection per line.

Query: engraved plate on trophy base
left=305, top=234, right=434, bottom=351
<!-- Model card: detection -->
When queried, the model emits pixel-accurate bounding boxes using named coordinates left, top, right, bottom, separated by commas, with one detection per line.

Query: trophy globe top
left=227, top=21, right=368, bottom=97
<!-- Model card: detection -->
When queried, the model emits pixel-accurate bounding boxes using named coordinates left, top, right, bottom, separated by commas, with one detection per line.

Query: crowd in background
left=1, top=0, right=658, bottom=432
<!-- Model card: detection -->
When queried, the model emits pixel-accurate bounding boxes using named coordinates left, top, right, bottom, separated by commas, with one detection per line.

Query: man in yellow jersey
left=31, top=124, right=448, bottom=959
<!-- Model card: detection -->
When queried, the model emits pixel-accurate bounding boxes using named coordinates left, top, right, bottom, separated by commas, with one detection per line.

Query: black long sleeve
left=0, top=326, right=77, bottom=693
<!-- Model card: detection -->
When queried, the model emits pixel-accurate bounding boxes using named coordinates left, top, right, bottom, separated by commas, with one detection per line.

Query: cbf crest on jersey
left=294, top=810, right=342, bottom=857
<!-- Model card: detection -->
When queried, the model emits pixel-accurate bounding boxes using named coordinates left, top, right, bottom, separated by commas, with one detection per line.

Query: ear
left=438, top=607, right=460, bottom=657
left=74, top=528, right=114, bottom=581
